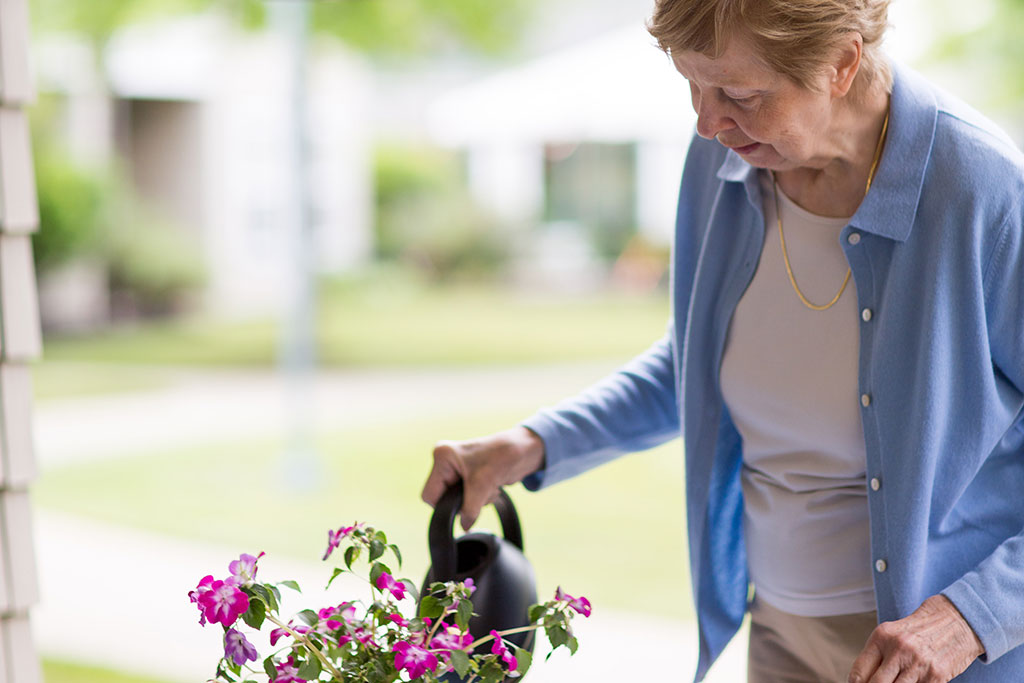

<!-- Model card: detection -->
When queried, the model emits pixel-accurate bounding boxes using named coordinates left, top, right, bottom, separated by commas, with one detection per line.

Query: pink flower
left=322, top=524, right=361, bottom=561
left=224, top=628, right=258, bottom=666
left=337, top=616, right=377, bottom=650
left=271, top=656, right=307, bottom=683
left=228, top=552, right=264, bottom=586
left=375, top=572, right=407, bottom=601
left=319, top=606, right=343, bottom=630
left=555, top=586, right=592, bottom=617
left=270, top=622, right=311, bottom=647
left=188, top=575, right=216, bottom=625
left=198, top=579, right=250, bottom=627
left=389, top=613, right=410, bottom=628
left=489, top=630, right=517, bottom=671
left=315, top=603, right=356, bottom=632
left=393, top=641, right=438, bottom=679
left=430, top=625, right=473, bottom=653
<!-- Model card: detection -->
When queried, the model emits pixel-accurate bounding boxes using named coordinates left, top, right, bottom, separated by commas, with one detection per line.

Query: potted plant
left=189, top=523, right=591, bottom=683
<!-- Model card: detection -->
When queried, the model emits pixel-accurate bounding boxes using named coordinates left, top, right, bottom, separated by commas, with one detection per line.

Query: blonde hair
left=647, top=0, right=892, bottom=96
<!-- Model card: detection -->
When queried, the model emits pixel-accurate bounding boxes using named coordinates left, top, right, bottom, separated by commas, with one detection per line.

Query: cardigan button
left=848, top=232, right=862, bottom=245
left=861, top=394, right=872, bottom=408
left=862, top=308, right=873, bottom=322
left=875, top=559, right=888, bottom=573
left=870, top=478, right=881, bottom=491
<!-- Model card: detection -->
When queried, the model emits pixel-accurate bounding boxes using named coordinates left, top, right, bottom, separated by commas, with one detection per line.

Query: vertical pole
left=270, top=0, right=320, bottom=490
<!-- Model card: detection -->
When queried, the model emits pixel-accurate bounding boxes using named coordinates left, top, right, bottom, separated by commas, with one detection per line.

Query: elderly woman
left=421, top=0, right=1024, bottom=681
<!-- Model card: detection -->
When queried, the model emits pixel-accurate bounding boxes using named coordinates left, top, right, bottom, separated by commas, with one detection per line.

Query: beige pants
left=747, top=597, right=878, bottom=683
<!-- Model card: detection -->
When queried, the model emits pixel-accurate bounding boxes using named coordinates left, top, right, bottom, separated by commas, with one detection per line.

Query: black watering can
left=421, top=482, right=537, bottom=660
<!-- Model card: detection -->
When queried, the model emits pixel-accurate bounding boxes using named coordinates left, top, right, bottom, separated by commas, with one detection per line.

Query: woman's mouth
left=731, top=142, right=761, bottom=155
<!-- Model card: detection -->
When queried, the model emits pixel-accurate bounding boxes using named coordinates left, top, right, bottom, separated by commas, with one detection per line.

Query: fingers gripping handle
left=428, top=481, right=525, bottom=580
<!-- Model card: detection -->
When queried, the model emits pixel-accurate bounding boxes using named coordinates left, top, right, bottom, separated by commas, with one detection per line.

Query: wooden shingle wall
left=0, top=0, right=43, bottom=680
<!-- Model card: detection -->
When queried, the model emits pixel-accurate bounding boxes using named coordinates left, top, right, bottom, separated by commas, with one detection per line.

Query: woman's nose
left=694, top=95, right=734, bottom=140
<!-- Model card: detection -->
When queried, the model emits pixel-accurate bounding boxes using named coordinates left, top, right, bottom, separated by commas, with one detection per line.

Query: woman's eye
left=727, top=93, right=757, bottom=105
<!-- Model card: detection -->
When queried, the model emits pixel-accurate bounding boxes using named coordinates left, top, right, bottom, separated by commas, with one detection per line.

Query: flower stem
left=469, top=624, right=538, bottom=651
left=265, top=613, right=345, bottom=681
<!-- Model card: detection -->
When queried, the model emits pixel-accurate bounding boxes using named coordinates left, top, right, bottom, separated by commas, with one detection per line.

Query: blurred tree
left=29, top=0, right=537, bottom=57
left=928, top=0, right=1024, bottom=119
left=29, top=0, right=211, bottom=53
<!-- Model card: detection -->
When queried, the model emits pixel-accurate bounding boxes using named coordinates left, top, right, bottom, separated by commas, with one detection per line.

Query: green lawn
left=39, top=280, right=670, bottom=369
left=43, top=658, right=173, bottom=683
left=35, top=411, right=693, bottom=621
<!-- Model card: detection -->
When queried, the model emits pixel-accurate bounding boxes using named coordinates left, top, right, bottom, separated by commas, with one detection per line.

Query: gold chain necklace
left=771, top=107, right=890, bottom=311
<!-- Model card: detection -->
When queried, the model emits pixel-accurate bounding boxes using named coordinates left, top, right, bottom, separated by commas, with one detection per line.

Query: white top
left=719, top=172, right=876, bottom=617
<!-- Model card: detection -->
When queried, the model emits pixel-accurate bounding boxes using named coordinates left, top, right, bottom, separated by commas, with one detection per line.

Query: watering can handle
left=428, top=481, right=525, bottom=580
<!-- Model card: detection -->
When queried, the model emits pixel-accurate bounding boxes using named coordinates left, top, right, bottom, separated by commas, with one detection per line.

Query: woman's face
left=672, top=37, right=837, bottom=172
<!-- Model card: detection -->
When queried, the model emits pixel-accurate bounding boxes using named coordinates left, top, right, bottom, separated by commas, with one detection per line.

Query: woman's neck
left=774, top=86, right=891, bottom=218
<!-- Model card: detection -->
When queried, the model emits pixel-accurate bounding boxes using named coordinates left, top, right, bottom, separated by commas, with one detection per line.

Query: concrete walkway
left=31, top=364, right=749, bottom=681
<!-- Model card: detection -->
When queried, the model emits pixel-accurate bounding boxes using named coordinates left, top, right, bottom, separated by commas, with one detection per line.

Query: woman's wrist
left=507, top=425, right=546, bottom=481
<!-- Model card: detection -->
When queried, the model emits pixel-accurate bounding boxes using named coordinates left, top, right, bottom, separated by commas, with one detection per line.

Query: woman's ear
left=830, top=32, right=863, bottom=97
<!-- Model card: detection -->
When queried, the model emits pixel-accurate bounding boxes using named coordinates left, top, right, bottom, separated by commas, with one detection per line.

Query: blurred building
left=426, top=24, right=696, bottom=289
left=35, top=13, right=373, bottom=324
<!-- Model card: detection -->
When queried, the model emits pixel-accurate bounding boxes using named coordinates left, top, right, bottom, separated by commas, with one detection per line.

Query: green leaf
left=515, top=647, right=533, bottom=675
left=418, top=595, right=444, bottom=619
left=252, top=584, right=278, bottom=613
left=369, top=539, right=386, bottom=562
left=389, top=543, right=403, bottom=567
left=215, top=661, right=238, bottom=682
left=344, top=545, right=361, bottom=570
left=298, top=656, right=322, bottom=680
left=547, top=624, right=569, bottom=650
left=451, top=649, right=471, bottom=678
left=374, top=529, right=388, bottom=544
left=327, top=566, right=345, bottom=589
left=280, top=580, right=302, bottom=593
left=297, top=609, right=319, bottom=626
left=263, top=656, right=277, bottom=678
left=528, top=605, right=546, bottom=623
left=455, top=599, right=473, bottom=631
left=479, top=661, right=505, bottom=683
left=242, top=597, right=266, bottom=630
left=567, top=635, right=579, bottom=655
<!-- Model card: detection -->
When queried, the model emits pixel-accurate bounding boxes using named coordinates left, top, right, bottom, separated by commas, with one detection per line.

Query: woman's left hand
left=848, top=595, right=984, bottom=683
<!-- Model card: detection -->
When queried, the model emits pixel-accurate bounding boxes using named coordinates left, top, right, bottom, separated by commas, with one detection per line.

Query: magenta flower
left=337, top=617, right=377, bottom=650
left=322, top=524, right=361, bottom=561
left=224, top=628, right=259, bottom=666
left=270, top=622, right=311, bottom=647
left=393, top=641, right=438, bottom=679
left=489, top=630, right=518, bottom=671
left=228, top=552, right=264, bottom=586
left=323, top=529, right=344, bottom=561
left=375, top=572, right=407, bottom=601
left=198, top=579, right=250, bottom=627
left=271, top=656, right=307, bottom=683
left=318, top=606, right=343, bottom=630
left=430, top=625, right=473, bottom=653
left=389, top=613, right=410, bottom=628
left=555, top=586, right=592, bottom=617
left=189, top=575, right=216, bottom=625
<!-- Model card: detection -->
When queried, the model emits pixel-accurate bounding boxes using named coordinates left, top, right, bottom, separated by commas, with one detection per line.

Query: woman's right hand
left=421, top=426, right=545, bottom=531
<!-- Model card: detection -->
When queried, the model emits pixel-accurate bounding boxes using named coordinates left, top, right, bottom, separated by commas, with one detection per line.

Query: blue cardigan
left=522, top=63, right=1024, bottom=681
